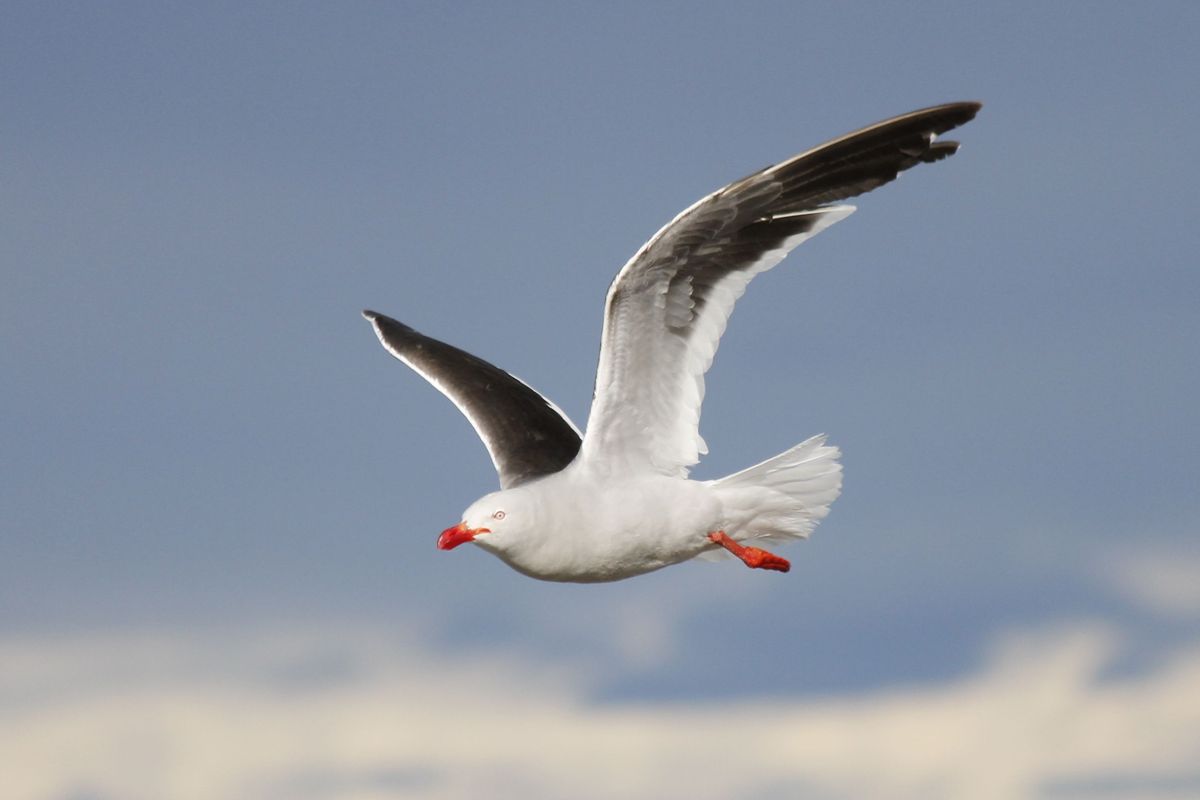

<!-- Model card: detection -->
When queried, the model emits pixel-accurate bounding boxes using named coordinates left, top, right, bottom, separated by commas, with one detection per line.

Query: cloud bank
left=3, top=621, right=1198, bottom=800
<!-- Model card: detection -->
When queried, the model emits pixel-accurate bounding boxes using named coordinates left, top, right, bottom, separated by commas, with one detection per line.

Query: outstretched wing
left=580, top=101, right=981, bottom=476
left=363, top=310, right=581, bottom=488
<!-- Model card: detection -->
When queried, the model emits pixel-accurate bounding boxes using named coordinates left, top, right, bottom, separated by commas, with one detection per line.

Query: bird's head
left=438, top=489, right=530, bottom=553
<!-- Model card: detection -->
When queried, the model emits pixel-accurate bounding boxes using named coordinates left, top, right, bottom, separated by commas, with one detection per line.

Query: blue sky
left=3, top=3, right=1199, bottom=798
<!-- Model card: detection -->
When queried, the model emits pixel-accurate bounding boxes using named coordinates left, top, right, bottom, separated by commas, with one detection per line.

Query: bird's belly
left=496, top=478, right=723, bottom=583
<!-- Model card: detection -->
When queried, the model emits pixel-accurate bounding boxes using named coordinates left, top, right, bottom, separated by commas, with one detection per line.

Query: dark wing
left=363, top=310, right=581, bottom=488
left=579, top=101, right=981, bottom=476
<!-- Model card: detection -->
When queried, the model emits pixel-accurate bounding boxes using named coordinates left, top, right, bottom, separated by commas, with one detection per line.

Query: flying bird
left=364, top=101, right=980, bottom=583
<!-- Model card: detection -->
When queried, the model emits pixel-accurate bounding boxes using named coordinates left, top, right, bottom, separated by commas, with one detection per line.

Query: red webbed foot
left=707, top=531, right=790, bottom=573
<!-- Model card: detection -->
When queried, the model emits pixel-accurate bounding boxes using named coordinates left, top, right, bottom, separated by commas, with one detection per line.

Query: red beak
left=438, top=522, right=488, bottom=551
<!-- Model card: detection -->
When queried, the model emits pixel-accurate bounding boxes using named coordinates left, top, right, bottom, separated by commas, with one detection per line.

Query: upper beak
left=437, top=522, right=488, bottom=551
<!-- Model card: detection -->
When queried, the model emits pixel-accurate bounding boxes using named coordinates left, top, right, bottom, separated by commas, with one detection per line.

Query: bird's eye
left=492, top=510, right=506, bottom=521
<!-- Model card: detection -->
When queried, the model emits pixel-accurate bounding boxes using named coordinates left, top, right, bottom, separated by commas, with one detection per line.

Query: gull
left=364, top=101, right=980, bottom=583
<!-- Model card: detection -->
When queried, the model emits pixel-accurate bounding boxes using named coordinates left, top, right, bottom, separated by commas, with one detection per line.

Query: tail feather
left=706, top=435, right=842, bottom=551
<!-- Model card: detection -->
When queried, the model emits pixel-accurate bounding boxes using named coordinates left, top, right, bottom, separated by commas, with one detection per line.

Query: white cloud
left=2, top=622, right=1198, bottom=800
left=1101, top=544, right=1200, bottom=618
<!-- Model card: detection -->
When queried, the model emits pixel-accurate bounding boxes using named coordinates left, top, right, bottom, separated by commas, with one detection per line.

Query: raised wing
left=580, top=101, right=981, bottom=476
left=363, top=310, right=581, bottom=488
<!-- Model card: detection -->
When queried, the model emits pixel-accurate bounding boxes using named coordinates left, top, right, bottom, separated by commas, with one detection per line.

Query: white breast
left=484, top=467, right=724, bottom=583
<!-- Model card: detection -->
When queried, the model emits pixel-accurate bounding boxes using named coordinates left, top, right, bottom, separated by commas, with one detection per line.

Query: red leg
left=708, top=531, right=790, bottom=573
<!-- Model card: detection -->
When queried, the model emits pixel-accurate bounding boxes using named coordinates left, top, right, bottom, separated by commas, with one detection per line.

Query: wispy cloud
left=3, top=621, right=1198, bottom=800
left=1100, top=542, right=1200, bottom=618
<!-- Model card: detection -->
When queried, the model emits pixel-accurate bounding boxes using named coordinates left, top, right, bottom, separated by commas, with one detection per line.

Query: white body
left=474, top=468, right=722, bottom=582
left=464, top=435, right=842, bottom=582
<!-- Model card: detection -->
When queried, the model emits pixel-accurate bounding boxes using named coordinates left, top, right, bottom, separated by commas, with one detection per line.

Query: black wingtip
left=936, top=100, right=983, bottom=118
left=362, top=309, right=417, bottom=337
left=957, top=101, right=983, bottom=124
left=915, top=101, right=983, bottom=136
left=947, top=102, right=982, bottom=130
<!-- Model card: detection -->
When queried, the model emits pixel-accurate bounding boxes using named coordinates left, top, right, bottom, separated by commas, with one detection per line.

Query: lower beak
left=437, top=522, right=488, bottom=551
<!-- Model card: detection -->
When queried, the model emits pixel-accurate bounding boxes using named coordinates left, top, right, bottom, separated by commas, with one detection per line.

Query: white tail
left=707, top=435, right=842, bottom=548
